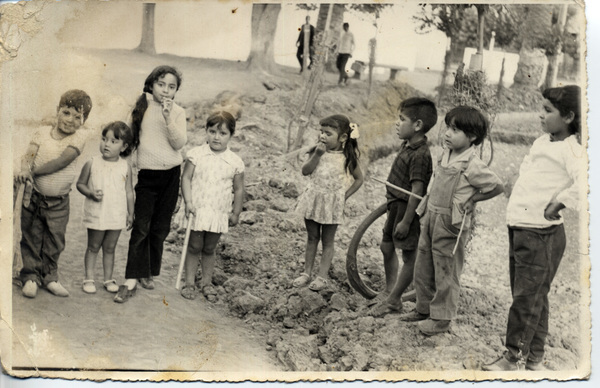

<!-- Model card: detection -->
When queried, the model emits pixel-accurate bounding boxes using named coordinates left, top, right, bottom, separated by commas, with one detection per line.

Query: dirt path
left=11, top=135, right=282, bottom=374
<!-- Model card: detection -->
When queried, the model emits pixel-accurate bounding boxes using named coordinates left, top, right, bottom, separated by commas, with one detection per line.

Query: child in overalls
left=401, top=106, right=504, bottom=336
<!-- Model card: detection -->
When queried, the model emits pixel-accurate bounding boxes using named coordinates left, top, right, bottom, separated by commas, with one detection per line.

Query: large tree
left=135, top=3, right=156, bottom=55
left=246, top=4, right=281, bottom=73
left=511, top=4, right=554, bottom=88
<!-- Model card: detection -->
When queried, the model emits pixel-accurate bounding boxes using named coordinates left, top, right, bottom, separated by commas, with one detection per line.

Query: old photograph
left=0, top=0, right=591, bottom=383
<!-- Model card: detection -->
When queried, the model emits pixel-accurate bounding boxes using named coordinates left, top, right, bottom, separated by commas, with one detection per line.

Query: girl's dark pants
left=505, top=225, right=566, bottom=363
left=125, top=166, right=180, bottom=279
left=19, top=190, right=70, bottom=286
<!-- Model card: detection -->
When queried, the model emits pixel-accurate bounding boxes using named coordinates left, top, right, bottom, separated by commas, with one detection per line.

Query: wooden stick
left=372, top=177, right=423, bottom=200
left=13, top=182, right=25, bottom=278
left=452, top=213, right=468, bottom=255
left=175, top=216, right=193, bottom=290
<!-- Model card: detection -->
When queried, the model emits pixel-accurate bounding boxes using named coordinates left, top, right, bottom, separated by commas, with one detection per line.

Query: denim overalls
left=414, top=153, right=473, bottom=320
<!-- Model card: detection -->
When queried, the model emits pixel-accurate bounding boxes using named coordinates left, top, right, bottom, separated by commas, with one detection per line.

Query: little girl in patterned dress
left=179, top=111, right=245, bottom=301
left=293, top=115, right=364, bottom=291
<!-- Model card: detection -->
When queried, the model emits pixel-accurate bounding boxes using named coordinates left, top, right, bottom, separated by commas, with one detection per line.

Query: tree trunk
left=246, top=4, right=281, bottom=74
left=135, top=3, right=156, bottom=55
left=316, top=4, right=345, bottom=73
left=513, top=5, right=553, bottom=88
left=544, top=4, right=568, bottom=89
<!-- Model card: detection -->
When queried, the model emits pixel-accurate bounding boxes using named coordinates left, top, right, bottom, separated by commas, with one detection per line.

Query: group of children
left=292, top=86, right=582, bottom=371
left=14, top=63, right=582, bottom=371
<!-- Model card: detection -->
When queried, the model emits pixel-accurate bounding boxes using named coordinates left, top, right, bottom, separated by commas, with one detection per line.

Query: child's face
left=319, top=125, right=345, bottom=151
left=151, top=73, right=178, bottom=103
left=206, top=124, right=232, bottom=153
left=443, top=119, right=474, bottom=153
left=100, top=129, right=127, bottom=161
left=56, top=106, right=84, bottom=135
left=395, top=110, right=418, bottom=140
left=541, top=98, right=570, bottom=137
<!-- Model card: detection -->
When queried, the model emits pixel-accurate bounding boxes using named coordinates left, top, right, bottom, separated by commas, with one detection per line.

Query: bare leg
left=101, top=230, right=122, bottom=281
left=387, top=249, right=416, bottom=307
left=380, top=240, right=399, bottom=294
left=304, top=219, right=321, bottom=275
left=316, top=224, right=338, bottom=279
left=184, top=231, right=204, bottom=287
left=84, top=229, right=105, bottom=280
left=199, top=232, right=221, bottom=288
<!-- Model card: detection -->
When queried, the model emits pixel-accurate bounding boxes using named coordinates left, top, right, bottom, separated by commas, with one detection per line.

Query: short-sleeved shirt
left=31, top=126, right=88, bottom=196
left=386, top=137, right=432, bottom=202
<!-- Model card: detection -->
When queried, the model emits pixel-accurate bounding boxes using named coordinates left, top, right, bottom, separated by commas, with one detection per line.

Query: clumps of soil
left=167, top=78, right=581, bottom=372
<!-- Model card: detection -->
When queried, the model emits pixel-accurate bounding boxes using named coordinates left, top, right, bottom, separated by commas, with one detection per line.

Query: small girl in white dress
left=180, top=111, right=245, bottom=301
left=76, top=121, right=134, bottom=294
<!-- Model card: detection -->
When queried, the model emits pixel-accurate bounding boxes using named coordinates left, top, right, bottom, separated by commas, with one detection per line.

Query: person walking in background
left=296, top=15, right=315, bottom=73
left=336, top=22, right=355, bottom=85
left=115, top=65, right=187, bottom=303
left=483, top=85, right=584, bottom=371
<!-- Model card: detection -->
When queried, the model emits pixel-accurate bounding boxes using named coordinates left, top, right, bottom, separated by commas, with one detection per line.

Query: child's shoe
left=526, top=359, right=547, bottom=371
left=22, top=280, right=38, bottom=298
left=103, top=279, right=119, bottom=293
left=399, top=310, right=429, bottom=322
left=292, top=273, right=310, bottom=287
left=46, top=281, right=69, bottom=297
left=181, top=285, right=197, bottom=300
left=139, top=277, right=155, bottom=290
left=482, top=353, right=523, bottom=371
left=308, top=276, right=328, bottom=291
left=82, top=280, right=96, bottom=294
left=417, top=318, right=450, bottom=335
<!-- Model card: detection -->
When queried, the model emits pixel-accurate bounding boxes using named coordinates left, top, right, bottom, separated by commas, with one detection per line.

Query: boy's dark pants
left=125, top=166, right=180, bottom=279
left=19, top=191, right=70, bottom=286
left=505, top=225, right=566, bottom=363
left=336, top=53, right=351, bottom=83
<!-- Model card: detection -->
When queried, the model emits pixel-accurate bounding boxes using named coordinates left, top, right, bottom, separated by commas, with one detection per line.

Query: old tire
left=346, top=202, right=387, bottom=299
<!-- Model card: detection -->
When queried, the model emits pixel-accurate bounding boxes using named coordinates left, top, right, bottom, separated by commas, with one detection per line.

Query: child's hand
left=462, top=199, right=475, bottom=215
left=229, top=213, right=240, bottom=227
left=544, top=201, right=564, bottom=221
left=90, top=190, right=103, bottom=202
left=314, top=142, right=327, bottom=156
left=15, top=171, right=33, bottom=185
left=126, top=214, right=134, bottom=230
left=393, top=221, right=410, bottom=240
left=161, top=98, right=173, bottom=119
left=185, top=203, right=196, bottom=219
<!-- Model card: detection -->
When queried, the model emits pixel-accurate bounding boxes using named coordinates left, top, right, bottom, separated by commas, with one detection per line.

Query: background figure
left=296, top=16, right=315, bottom=73
left=336, top=22, right=355, bottom=85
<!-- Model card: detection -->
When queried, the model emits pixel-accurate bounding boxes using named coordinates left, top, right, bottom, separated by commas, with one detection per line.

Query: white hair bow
left=349, top=122, right=360, bottom=139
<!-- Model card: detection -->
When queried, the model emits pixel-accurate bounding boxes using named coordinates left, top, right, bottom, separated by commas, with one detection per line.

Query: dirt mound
left=165, top=76, right=583, bottom=372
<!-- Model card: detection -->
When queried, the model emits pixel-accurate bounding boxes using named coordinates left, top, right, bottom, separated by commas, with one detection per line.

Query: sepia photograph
left=0, top=0, right=593, bottom=384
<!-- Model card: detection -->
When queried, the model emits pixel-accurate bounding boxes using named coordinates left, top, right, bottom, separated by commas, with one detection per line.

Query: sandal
left=82, top=279, right=96, bottom=294
left=202, top=285, right=218, bottom=302
left=180, top=285, right=197, bottom=300
left=292, top=272, right=310, bottom=287
left=308, top=276, right=328, bottom=292
left=103, top=279, right=119, bottom=293
left=114, top=284, right=137, bottom=303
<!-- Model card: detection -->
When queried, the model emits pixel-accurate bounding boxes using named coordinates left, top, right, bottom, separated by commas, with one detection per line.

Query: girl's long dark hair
left=130, top=65, right=182, bottom=150
left=319, top=114, right=360, bottom=174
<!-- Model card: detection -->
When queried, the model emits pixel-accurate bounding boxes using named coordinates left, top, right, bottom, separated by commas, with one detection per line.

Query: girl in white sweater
left=115, top=65, right=187, bottom=303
